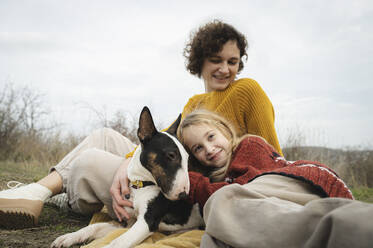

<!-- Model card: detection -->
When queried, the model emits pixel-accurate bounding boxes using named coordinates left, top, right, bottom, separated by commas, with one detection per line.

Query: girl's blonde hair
left=177, top=109, right=241, bottom=182
left=177, top=109, right=270, bottom=182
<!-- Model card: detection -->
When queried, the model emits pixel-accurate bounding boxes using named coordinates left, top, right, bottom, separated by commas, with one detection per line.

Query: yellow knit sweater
left=181, top=78, right=282, bottom=155
left=127, top=78, right=282, bottom=157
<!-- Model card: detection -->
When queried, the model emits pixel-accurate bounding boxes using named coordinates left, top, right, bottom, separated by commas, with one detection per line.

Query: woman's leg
left=37, top=171, right=63, bottom=195
left=0, top=128, right=135, bottom=229
left=51, top=128, right=135, bottom=192
left=201, top=175, right=373, bottom=248
left=65, top=148, right=125, bottom=219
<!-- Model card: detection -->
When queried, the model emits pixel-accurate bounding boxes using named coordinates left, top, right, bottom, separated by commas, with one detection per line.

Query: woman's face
left=182, top=123, right=230, bottom=168
left=201, top=40, right=240, bottom=93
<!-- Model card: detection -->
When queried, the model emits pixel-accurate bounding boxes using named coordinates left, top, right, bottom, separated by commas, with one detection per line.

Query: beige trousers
left=201, top=175, right=373, bottom=248
left=51, top=128, right=136, bottom=219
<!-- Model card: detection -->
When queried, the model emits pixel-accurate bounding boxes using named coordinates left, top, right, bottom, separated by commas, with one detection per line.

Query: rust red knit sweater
left=188, top=136, right=353, bottom=208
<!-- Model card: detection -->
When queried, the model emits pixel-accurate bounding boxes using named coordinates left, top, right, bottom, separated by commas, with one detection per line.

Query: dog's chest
left=129, top=186, right=160, bottom=216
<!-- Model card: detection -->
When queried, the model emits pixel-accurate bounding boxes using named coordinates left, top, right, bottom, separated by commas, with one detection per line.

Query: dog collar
left=130, top=180, right=155, bottom=189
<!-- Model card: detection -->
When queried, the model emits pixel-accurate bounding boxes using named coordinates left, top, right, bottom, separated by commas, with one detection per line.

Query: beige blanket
left=81, top=211, right=204, bottom=248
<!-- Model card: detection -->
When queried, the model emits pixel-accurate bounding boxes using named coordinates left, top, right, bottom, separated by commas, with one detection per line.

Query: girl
left=178, top=110, right=372, bottom=248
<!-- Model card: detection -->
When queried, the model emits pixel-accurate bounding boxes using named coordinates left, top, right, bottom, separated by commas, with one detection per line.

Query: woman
left=0, top=20, right=281, bottom=229
left=177, top=109, right=372, bottom=248
left=182, top=20, right=281, bottom=153
left=111, top=20, right=283, bottom=221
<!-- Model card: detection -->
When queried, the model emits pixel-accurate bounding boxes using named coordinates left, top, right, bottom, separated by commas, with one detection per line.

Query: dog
left=51, top=106, right=204, bottom=248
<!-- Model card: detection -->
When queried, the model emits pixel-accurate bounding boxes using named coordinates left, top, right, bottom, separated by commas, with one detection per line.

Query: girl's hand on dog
left=110, top=158, right=133, bottom=222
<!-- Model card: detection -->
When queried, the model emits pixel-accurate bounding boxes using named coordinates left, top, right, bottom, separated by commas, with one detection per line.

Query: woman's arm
left=237, top=79, right=283, bottom=156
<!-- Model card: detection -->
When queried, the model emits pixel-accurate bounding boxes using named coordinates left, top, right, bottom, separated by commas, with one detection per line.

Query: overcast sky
left=1, top=0, right=372, bottom=149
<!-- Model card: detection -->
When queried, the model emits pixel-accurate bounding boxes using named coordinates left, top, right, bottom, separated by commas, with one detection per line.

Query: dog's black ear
left=166, top=114, right=182, bottom=136
left=138, top=106, right=157, bottom=143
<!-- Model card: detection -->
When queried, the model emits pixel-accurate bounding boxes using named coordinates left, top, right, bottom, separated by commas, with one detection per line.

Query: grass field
left=0, top=161, right=373, bottom=247
left=0, top=161, right=91, bottom=248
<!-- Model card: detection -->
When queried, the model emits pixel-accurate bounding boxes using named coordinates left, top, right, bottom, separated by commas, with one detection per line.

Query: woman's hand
left=110, top=157, right=133, bottom=222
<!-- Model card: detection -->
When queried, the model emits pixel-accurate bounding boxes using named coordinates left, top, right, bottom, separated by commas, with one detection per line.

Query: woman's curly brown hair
left=184, top=20, right=248, bottom=78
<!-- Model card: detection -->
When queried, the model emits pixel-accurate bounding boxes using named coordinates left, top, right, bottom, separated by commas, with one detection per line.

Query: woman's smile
left=213, top=74, right=230, bottom=81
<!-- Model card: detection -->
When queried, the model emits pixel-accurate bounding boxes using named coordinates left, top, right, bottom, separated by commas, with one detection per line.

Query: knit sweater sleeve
left=188, top=171, right=228, bottom=208
left=235, top=79, right=283, bottom=156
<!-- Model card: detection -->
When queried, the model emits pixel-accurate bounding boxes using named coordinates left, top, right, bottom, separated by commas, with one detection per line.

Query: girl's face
left=182, top=123, right=231, bottom=168
left=201, top=40, right=240, bottom=93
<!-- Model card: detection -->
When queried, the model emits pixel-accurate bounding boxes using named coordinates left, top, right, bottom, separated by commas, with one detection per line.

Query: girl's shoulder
left=236, top=135, right=274, bottom=153
left=231, top=135, right=278, bottom=163
left=241, top=134, right=268, bottom=144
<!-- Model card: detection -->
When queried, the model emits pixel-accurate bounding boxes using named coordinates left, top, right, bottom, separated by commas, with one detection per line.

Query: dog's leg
left=51, top=222, right=120, bottom=248
left=103, top=218, right=151, bottom=248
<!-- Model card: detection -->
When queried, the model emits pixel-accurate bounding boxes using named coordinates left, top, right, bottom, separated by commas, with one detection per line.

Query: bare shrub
left=0, top=83, right=140, bottom=166
left=82, top=104, right=139, bottom=144
left=0, top=82, right=82, bottom=166
left=107, top=110, right=138, bottom=144
left=0, top=83, right=54, bottom=160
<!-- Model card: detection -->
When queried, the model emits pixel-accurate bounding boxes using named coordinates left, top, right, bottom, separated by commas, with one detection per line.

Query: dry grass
left=0, top=161, right=90, bottom=248
left=283, top=145, right=373, bottom=189
left=1, top=132, right=373, bottom=247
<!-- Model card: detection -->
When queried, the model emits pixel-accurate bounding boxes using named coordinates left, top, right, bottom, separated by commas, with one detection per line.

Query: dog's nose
left=178, top=192, right=188, bottom=200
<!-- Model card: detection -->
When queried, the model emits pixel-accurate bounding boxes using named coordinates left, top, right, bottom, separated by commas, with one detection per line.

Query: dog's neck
left=127, top=145, right=156, bottom=184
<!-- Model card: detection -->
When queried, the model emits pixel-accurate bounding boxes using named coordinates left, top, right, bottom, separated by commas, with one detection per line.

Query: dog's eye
left=166, top=151, right=177, bottom=161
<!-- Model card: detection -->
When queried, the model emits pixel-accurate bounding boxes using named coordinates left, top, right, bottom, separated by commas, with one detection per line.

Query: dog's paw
left=50, top=231, right=88, bottom=248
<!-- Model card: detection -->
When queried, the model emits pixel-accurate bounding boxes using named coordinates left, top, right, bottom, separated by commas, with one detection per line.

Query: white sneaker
left=0, top=181, right=52, bottom=229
